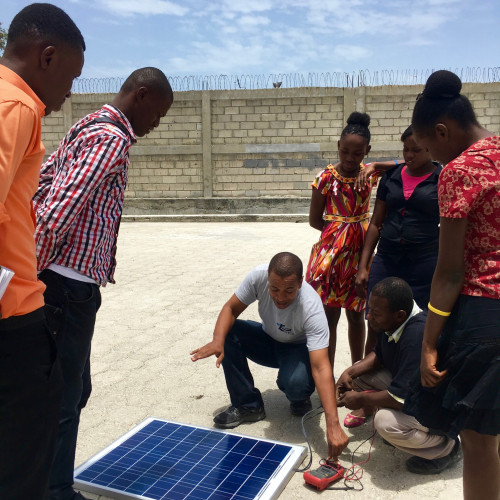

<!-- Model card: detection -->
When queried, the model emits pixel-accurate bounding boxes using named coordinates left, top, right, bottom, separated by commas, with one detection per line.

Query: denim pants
left=222, top=319, right=315, bottom=408
left=39, top=269, right=101, bottom=500
left=0, top=309, right=61, bottom=500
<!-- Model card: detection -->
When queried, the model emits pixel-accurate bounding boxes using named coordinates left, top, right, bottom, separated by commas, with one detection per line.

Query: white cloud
left=284, top=0, right=459, bottom=38
left=220, top=0, right=273, bottom=14
left=73, top=0, right=498, bottom=78
left=426, top=0, right=460, bottom=4
left=168, top=40, right=270, bottom=74
left=400, top=36, right=435, bottom=47
left=333, top=44, right=371, bottom=61
left=237, top=15, right=270, bottom=29
left=99, top=0, right=189, bottom=17
left=80, top=63, right=137, bottom=79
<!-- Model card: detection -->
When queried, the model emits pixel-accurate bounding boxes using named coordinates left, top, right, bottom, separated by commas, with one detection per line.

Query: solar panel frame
left=74, top=417, right=307, bottom=500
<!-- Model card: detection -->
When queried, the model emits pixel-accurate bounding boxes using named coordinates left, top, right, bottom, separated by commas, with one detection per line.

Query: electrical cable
left=294, top=405, right=325, bottom=472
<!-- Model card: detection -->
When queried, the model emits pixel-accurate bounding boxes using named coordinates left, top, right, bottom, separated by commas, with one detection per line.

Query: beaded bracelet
left=394, top=160, right=399, bottom=167
left=428, top=302, right=451, bottom=317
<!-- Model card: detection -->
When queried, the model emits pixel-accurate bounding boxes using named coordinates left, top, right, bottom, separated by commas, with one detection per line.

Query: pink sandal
left=343, top=413, right=371, bottom=428
left=342, top=391, right=377, bottom=428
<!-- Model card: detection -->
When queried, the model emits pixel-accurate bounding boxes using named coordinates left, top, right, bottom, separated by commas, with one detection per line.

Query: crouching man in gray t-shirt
left=191, top=252, right=348, bottom=461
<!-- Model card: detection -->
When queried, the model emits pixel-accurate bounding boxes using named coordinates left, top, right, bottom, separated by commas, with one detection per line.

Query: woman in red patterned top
left=403, top=70, right=499, bottom=497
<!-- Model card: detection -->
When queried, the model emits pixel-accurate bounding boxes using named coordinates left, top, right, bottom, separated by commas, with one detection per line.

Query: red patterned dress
left=438, top=136, right=500, bottom=299
left=306, top=164, right=378, bottom=311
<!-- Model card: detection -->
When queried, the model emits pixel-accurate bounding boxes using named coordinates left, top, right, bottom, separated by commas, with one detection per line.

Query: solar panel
left=74, top=417, right=307, bottom=500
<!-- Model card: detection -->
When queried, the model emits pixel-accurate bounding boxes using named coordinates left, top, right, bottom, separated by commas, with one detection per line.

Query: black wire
left=294, top=405, right=325, bottom=472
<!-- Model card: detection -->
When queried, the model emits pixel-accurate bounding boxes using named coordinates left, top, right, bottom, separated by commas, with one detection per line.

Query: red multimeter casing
left=303, top=462, right=345, bottom=490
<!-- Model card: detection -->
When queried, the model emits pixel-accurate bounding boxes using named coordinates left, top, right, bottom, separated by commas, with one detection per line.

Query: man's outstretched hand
left=190, top=340, right=225, bottom=367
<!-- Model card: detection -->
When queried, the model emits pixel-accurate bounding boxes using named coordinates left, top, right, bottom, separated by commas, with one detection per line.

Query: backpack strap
left=67, top=116, right=134, bottom=144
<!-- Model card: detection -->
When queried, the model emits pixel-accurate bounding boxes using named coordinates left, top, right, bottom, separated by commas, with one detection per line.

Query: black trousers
left=38, top=269, right=101, bottom=500
left=0, top=308, right=62, bottom=500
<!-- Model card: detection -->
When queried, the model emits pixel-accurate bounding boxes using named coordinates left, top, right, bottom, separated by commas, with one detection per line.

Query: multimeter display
left=303, top=462, right=345, bottom=490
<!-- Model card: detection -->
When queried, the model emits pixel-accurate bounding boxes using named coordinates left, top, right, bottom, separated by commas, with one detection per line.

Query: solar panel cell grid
left=74, top=418, right=306, bottom=500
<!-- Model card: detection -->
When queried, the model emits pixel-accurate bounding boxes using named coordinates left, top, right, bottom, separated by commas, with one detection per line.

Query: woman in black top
left=356, top=126, right=441, bottom=353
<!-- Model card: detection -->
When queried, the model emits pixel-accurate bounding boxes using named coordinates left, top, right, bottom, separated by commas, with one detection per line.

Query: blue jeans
left=222, top=320, right=315, bottom=408
left=39, top=270, right=101, bottom=500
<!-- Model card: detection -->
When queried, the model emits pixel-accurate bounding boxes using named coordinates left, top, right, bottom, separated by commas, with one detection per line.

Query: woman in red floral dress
left=306, top=112, right=378, bottom=366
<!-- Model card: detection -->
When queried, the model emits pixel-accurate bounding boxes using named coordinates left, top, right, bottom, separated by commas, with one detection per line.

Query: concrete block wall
left=211, top=92, right=344, bottom=145
left=127, top=154, right=203, bottom=199
left=365, top=87, right=416, bottom=141
left=42, top=83, right=500, bottom=214
left=40, top=113, right=65, bottom=153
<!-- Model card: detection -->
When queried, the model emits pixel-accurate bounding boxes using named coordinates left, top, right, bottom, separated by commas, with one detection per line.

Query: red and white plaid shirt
left=34, top=104, right=136, bottom=285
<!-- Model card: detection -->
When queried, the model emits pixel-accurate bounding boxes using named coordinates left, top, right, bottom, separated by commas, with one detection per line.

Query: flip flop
left=343, top=412, right=372, bottom=428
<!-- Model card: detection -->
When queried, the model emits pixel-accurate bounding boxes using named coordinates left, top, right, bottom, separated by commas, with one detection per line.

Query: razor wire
left=72, top=67, right=500, bottom=94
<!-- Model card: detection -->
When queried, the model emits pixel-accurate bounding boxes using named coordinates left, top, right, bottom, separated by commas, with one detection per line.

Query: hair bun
left=346, top=111, right=370, bottom=128
left=423, top=70, right=462, bottom=99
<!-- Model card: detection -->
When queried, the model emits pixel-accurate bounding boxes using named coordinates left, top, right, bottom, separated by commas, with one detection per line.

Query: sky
left=1, top=0, right=499, bottom=84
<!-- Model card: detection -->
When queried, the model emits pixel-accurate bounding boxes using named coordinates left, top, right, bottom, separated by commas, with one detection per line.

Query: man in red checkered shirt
left=33, top=67, right=173, bottom=500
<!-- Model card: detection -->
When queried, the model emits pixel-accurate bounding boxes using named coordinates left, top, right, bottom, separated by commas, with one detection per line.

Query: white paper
left=0, top=265, right=15, bottom=301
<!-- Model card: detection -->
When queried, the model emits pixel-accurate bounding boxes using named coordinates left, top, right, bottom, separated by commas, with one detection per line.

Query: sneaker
left=290, top=398, right=312, bottom=416
left=213, top=405, right=265, bottom=429
left=405, top=439, right=462, bottom=475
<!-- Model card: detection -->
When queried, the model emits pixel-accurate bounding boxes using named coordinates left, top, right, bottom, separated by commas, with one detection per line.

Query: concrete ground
left=77, top=222, right=462, bottom=500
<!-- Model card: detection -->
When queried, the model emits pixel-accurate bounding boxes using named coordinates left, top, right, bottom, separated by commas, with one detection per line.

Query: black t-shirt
left=377, top=163, right=441, bottom=255
left=373, top=311, right=427, bottom=401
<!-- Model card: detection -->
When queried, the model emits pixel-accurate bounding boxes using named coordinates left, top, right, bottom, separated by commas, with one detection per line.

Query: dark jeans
left=39, top=269, right=101, bottom=500
left=222, top=320, right=315, bottom=408
left=0, top=308, right=62, bottom=500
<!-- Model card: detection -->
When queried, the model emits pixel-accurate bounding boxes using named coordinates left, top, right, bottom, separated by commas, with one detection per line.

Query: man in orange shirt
left=0, top=4, right=85, bottom=499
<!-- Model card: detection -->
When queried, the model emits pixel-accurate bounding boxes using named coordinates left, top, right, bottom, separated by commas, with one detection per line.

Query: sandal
left=343, top=412, right=372, bottom=428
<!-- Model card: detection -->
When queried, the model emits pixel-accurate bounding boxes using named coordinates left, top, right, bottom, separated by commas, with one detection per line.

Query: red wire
left=342, top=408, right=378, bottom=484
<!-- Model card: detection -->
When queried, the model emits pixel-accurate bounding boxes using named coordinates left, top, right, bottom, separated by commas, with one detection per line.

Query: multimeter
left=303, top=462, right=345, bottom=490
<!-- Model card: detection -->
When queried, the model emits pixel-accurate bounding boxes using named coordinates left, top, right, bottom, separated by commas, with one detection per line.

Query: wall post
left=343, top=87, right=367, bottom=122
left=62, top=97, right=73, bottom=133
left=201, top=91, right=213, bottom=197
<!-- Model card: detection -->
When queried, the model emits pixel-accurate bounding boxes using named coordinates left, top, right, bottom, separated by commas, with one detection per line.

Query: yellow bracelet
left=428, top=302, right=451, bottom=317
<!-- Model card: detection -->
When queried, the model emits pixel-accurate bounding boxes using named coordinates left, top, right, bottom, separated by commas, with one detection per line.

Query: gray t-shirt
left=235, top=264, right=329, bottom=351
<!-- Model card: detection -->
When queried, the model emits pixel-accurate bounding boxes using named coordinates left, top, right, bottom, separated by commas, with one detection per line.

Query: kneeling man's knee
left=278, top=371, right=314, bottom=401
left=374, top=408, right=399, bottom=439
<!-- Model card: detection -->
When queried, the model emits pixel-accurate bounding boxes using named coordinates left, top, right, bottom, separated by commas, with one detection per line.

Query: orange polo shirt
left=0, top=64, right=46, bottom=318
